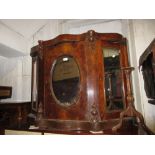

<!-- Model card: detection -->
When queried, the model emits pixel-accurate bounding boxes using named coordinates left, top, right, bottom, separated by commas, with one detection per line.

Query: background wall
left=0, top=19, right=62, bottom=102
left=0, top=21, right=28, bottom=102
left=129, top=19, right=155, bottom=131
left=0, top=19, right=155, bottom=131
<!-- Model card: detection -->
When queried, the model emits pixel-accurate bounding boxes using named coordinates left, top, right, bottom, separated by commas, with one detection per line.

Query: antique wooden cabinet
left=30, top=30, right=152, bottom=134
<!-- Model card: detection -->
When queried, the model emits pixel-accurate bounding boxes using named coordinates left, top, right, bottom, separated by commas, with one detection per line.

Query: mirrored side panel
left=31, top=57, right=38, bottom=111
left=50, top=56, right=80, bottom=106
left=103, top=48, right=124, bottom=111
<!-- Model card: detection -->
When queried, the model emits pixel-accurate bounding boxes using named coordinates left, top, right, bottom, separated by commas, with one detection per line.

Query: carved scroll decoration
left=86, top=30, right=96, bottom=52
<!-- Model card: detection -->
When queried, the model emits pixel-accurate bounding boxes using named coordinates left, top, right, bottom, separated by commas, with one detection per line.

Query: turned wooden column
left=123, top=67, right=134, bottom=108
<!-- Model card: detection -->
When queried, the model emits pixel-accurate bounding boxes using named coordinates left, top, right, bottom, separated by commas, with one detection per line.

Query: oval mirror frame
left=50, top=55, right=80, bottom=107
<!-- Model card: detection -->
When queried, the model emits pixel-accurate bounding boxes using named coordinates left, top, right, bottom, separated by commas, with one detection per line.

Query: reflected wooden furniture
left=30, top=30, right=153, bottom=134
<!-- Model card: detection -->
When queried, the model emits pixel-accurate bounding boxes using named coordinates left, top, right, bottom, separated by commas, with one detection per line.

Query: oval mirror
left=51, top=56, right=80, bottom=106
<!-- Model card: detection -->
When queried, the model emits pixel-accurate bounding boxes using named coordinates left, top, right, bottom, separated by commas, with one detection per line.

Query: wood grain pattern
left=30, top=30, right=153, bottom=134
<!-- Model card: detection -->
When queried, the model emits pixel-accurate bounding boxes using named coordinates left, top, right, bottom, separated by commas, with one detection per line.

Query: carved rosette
left=90, top=103, right=98, bottom=123
left=86, top=30, right=96, bottom=52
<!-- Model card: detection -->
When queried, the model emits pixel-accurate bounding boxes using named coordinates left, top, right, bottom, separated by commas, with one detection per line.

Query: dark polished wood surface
left=30, top=30, right=153, bottom=135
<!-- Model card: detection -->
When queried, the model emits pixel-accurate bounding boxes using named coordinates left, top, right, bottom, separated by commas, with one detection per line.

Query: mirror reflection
left=51, top=56, right=80, bottom=106
left=32, top=59, right=38, bottom=111
left=103, top=48, right=124, bottom=111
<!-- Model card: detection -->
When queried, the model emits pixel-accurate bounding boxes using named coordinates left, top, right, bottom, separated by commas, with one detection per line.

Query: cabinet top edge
left=30, top=30, right=124, bottom=57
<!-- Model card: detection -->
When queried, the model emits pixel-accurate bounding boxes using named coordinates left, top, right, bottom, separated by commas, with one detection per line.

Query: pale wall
left=68, top=20, right=122, bottom=34
left=0, top=21, right=29, bottom=102
left=0, top=22, right=28, bottom=54
left=0, top=57, right=23, bottom=101
left=0, top=20, right=62, bottom=102
left=131, top=19, right=155, bottom=131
